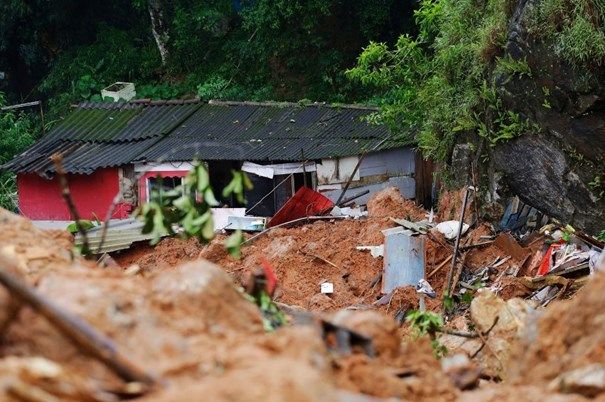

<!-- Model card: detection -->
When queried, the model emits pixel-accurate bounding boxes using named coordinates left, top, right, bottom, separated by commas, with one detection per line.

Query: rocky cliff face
left=491, top=0, right=605, bottom=233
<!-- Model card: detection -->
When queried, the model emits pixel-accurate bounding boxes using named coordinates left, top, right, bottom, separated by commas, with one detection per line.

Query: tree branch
left=50, top=154, right=90, bottom=255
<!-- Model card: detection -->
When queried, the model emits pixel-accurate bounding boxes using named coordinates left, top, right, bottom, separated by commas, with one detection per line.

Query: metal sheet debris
left=382, top=230, right=425, bottom=293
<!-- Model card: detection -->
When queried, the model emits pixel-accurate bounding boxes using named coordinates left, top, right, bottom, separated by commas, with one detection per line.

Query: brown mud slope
left=0, top=207, right=462, bottom=402
left=507, top=272, right=605, bottom=396
left=125, top=187, right=429, bottom=312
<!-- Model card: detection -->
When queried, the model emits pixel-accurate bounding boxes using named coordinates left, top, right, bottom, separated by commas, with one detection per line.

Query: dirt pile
left=0, top=207, right=464, bottom=402
left=367, top=186, right=427, bottom=220
left=114, top=237, right=209, bottom=272
left=507, top=273, right=605, bottom=397
left=0, top=208, right=81, bottom=275
left=121, top=187, right=437, bottom=313
left=438, top=189, right=476, bottom=225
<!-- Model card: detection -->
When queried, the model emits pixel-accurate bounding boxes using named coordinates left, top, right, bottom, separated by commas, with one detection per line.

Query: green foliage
left=0, top=92, right=36, bottom=211
left=556, top=16, right=605, bottom=65
left=405, top=310, right=444, bottom=336
left=222, top=170, right=253, bottom=204
left=589, top=174, right=605, bottom=200
left=225, top=229, right=245, bottom=259
left=348, top=0, right=527, bottom=160
left=597, top=230, right=605, bottom=242
left=406, top=310, right=448, bottom=358
left=136, top=163, right=251, bottom=258
left=38, top=24, right=161, bottom=120
left=137, top=163, right=219, bottom=244
left=257, top=291, right=287, bottom=331
left=0, top=174, right=18, bottom=213
left=495, top=55, right=532, bottom=78
left=65, top=219, right=98, bottom=234
left=527, top=0, right=605, bottom=67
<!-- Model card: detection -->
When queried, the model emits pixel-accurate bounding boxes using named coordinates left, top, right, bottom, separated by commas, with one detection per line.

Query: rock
left=450, top=144, right=473, bottom=188
left=308, top=293, right=336, bottom=311
left=458, top=385, right=589, bottom=402
left=488, top=0, right=605, bottom=234
left=330, top=310, right=400, bottom=359
left=435, top=221, right=470, bottom=240
left=469, top=289, right=534, bottom=378
left=0, top=356, right=108, bottom=402
left=550, top=364, right=605, bottom=397
left=441, top=354, right=481, bottom=390
left=266, top=236, right=297, bottom=259
left=492, top=135, right=605, bottom=234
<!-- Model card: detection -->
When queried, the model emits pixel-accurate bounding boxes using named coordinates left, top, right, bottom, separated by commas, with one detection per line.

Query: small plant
left=406, top=310, right=448, bottom=358
left=406, top=310, right=443, bottom=335
left=136, top=162, right=252, bottom=258
left=496, top=54, right=532, bottom=78
left=66, top=219, right=99, bottom=234
left=542, top=86, right=552, bottom=109
left=589, top=174, right=605, bottom=200
left=597, top=230, right=605, bottom=243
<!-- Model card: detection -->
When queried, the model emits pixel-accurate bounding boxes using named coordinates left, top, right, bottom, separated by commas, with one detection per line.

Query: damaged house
left=3, top=100, right=428, bottom=224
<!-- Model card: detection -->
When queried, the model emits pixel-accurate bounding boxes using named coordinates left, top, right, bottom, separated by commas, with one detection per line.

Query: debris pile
left=0, top=207, right=463, bottom=401
left=2, top=185, right=604, bottom=401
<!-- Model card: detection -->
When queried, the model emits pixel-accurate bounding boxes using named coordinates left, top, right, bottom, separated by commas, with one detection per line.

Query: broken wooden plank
left=390, top=218, right=430, bottom=235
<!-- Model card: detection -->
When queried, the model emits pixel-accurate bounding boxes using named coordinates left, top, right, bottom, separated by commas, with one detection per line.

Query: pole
left=444, top=186, right=474, bottom=300
left=335, top=152, right=366, bottom=206
left=301, top=149, right=307, bottom=188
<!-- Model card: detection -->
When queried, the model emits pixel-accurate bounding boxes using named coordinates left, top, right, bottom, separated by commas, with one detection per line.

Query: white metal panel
left=321, top=176, right=415, bottom=205
left=316, top=159, right=338, bottom=185
left=316, top=156, right=360, bottom=185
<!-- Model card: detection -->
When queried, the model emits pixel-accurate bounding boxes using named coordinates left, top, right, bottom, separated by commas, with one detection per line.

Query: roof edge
left=207, top=99, right=380, bottom=111
left=70, top=98, right=381, bottom=111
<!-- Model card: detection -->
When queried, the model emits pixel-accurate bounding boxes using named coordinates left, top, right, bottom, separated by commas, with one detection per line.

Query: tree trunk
left=148, top=0, right=169, bottom=66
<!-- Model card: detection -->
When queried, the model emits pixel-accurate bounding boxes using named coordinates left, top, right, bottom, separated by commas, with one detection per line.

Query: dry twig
left=50, top=154, right=90, bottom=254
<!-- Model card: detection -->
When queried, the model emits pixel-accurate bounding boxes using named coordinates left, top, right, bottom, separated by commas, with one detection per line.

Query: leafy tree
left=0, top=93, right=36, bottom=211
left=347, top=0, right=539, bottom=161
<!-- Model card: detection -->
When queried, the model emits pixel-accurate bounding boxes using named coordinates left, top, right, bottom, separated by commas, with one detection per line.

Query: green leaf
left=225, top=230, right=245, bottom=259
left=196, top=164, right=210, bottom=193
left=204, top=187, right=220, bottom=207
left=65, top=220, right=96, bottom=234
left=201, top=214, right=215, bottom=239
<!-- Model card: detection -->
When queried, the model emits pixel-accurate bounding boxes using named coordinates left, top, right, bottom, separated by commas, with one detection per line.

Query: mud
left=0, top=205, right=465, bottom=402
left=4, top=186, right=599, bottom=401
left=508, top=272, right=605, bottom=395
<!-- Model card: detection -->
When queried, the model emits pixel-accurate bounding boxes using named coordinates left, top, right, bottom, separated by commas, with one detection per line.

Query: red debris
left=269, top=187, right=334, bottom=227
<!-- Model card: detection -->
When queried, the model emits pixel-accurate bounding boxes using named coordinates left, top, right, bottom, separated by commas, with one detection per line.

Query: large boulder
left=490, top=0, right=605, bottom=233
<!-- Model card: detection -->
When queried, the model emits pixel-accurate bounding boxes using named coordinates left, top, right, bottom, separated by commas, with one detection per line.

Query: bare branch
left=50, top=154, right=90, bottom=254
left=96, top=192, right=122, bottom=255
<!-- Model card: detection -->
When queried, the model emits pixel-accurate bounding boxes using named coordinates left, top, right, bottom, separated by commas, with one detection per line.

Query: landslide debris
left=0, top=207, right=461, bottom=402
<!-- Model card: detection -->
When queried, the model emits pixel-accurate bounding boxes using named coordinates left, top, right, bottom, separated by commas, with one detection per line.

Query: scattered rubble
left=0, top=185, right=604, bottom=401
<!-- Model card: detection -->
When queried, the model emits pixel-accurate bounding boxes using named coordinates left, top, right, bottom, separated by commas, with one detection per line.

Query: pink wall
left=17, top=168, right=131, bottom=220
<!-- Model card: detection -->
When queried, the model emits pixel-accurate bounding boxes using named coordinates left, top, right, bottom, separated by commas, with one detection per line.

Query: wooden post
left=444, top=186, right=474, bottom=301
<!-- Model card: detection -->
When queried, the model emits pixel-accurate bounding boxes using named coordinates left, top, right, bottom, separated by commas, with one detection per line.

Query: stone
left=469, top=289, right=534, bottom=378
left=488, top=0, right=605, bottom=234
left=550, top=364, right=605, bottom=398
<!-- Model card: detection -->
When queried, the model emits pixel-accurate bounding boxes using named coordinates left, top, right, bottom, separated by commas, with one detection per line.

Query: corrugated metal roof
left=3, top=100, right=400, bottom=174
left=5, top=138, right=159, bottom=175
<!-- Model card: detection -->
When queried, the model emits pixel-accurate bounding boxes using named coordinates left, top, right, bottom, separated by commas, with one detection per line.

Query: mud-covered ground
left=1, top=187, right=603, bottom=401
